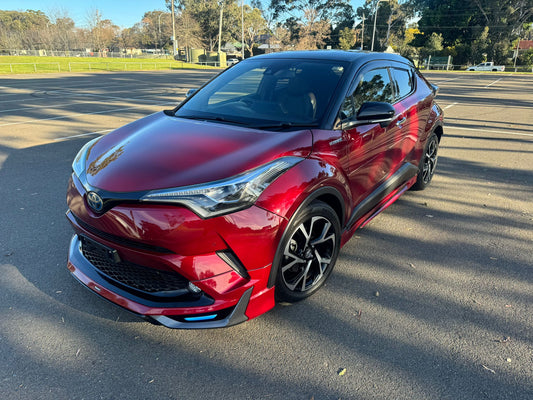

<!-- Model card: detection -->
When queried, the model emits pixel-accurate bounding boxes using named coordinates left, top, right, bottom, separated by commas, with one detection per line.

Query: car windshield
left=175, top=58, right=348, bottom=128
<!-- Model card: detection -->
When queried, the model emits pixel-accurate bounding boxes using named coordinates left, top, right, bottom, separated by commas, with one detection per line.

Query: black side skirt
left=346, top=162, right=418, bottom=231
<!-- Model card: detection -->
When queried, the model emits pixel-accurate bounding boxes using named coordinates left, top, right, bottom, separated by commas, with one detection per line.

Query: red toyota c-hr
left=66, top=51, right=443, bottom=328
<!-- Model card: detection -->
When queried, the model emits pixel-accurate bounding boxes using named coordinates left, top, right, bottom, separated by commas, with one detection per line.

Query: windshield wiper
left=180, top=115, right=250, bottom=126
left=251, top=122, right=319, bottom=130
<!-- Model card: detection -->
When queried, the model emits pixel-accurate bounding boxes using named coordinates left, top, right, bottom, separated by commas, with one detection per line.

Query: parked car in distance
left=467, top=62, right=505, bottom=71
left=66, top=50, right=444, bottom=328
left=226, top=58, right=240, bottom=66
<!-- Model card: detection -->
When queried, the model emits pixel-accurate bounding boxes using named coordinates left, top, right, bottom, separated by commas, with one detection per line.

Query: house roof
left=518, top=40, right=533, bottom=50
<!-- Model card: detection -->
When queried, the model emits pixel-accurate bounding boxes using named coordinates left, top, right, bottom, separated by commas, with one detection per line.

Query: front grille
left=80, top=236, right=188, bottom=294
left=72, top=213, right=173, bottom=254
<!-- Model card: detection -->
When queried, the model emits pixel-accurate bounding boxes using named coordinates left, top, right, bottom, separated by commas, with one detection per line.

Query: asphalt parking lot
left=0, top=69, right=532, bottom=400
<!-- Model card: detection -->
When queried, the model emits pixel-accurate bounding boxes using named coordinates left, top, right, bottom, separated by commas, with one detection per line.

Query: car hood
left=84, top=112, right=312, bottom=192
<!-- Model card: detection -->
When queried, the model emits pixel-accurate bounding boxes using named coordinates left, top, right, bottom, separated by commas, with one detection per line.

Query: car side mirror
left=186, top=88, right=197, bottom=98
left=356, top=102, right=395, bottom=128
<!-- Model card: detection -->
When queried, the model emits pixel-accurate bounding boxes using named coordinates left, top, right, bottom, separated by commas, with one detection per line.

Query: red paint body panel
left=86, top=112, right=312, bottom=192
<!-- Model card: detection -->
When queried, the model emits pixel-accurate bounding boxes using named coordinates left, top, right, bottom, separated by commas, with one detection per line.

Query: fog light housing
left=188, top=282, right=202, bottom=294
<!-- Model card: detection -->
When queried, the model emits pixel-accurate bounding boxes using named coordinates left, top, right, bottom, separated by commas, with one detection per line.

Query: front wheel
left=274, top=201, right=341, bottom=303
left=412, top=132, right=439, bottom=190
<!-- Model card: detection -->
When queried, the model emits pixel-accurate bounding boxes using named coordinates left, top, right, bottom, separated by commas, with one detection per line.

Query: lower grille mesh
left=81, top=237, right=188, bottom=294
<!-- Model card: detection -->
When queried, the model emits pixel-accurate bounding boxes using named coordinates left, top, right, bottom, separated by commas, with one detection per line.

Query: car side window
left=392, top=68, right=413, bottom=100
left=353, top=68, right=394, bottom=111
left=340, top=96, right=355, bottom=120
left=340, top=68, right=393, bottom=121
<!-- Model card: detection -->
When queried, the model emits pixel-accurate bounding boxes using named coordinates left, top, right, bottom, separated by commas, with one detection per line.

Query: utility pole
left=513, top=38, right=521, bottom=72
left=241, top=0, right=245, bottom=60
left=218, top=1, right=224, bottom=53
left=171, top=1, right=177, bottom=57
left=157, top=12, right=164, bottom=54
left=371, top=0, right=388, bottom=52
left=361, top=12, right=365, bottom=50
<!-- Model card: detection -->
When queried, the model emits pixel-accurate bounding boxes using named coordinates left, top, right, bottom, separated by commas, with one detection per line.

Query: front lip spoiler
left=147, top=287, right=252, bottom=329
left=67, top=234, right=252, bottom=329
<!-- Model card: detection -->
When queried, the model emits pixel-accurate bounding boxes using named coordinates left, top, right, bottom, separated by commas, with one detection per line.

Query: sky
left=1, top=0, right=172, bottom=28
left=2, top=1, right=366, bottom=29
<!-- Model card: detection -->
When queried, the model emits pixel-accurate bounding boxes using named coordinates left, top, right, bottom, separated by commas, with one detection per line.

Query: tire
left=412, top=132, right=439, bottom=190
left=274, top=201, right=341, bottom=303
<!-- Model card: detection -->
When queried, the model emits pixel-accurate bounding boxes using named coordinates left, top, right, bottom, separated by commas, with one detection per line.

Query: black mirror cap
left=357, top=101, right=395, bottom=121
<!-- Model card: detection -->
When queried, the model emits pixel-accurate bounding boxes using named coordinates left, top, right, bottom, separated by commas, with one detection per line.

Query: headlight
left=141, top=157, right=302, bottom=218
left=72, top=137, right=99, bottom=179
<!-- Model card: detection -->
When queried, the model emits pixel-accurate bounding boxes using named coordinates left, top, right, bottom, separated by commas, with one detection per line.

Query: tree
left=176, top=10, right=204, bottom=54
left=519, top=48, right=533, bottom=65
left=296, top=8, right=331, bottom=49
left=140, top=11, right=172, bottom=51
left=86, top=9, right=119, bottom=52
left=270, top=0, right=353, bottom=48
left=0, top=10, right=50, bottom=49
left=355, top=0, right=412, bottom=52
left=339, top=27, right=357, bottom=50
left=177, top=0, right=229, bottom=51
left=410, top=0, right=533, bottom=64
left=270, top=0, right=353, bottom=25
left=243, top=5, right=268, bottom=56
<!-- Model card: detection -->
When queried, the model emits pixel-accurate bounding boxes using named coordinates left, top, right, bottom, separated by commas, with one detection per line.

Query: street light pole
left=241, top=0, right=245, bottom=60
left=171, top=1, right=177, bottom=57
left=371, top=0, right=387, bottom=52
left=157, top=12, right=164, bottom=54
left=218, top=1, right=224, bottom=53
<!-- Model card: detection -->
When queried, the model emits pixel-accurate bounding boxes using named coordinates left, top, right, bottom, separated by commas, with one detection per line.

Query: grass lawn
left=0, top=55, right=220, bottom=74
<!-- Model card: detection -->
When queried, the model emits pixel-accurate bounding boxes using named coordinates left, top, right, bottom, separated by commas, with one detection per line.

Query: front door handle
left=396, top=116, right=407, bottom=127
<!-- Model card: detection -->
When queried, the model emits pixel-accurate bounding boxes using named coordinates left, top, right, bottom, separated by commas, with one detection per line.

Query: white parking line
left=446, top=125, right=533, bottom=138
left=434, top=77, right=463, bottom=84
left=444, top=102, right=458, bottom=110
left=54, top=129, right=113, bottom=141
left=485, top=78, right=503, bottom=88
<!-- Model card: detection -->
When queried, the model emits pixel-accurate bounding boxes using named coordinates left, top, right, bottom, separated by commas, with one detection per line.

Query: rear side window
left=391, top=68, right=414, bottom=100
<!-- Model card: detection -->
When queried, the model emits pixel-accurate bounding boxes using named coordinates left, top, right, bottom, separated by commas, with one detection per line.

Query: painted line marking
left=485, top=78, right=503, bottom=88
left=444, top=102, right=458, bottom=110
left=446, top=125, right=533, bottom=138
left=54, top=129, right=113, bottom=141
left=434, top=77, right=463, bottom=84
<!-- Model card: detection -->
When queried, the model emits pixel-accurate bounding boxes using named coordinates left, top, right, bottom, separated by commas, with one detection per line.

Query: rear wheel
left=275, top=201, right=341, bottom=303
left=412, top=132, right=439, bottom=190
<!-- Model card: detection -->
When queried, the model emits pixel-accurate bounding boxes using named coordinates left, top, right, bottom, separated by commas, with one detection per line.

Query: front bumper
left=67, top=233, right=273, bottom=328
left=65, top=172, right=285, bottom=328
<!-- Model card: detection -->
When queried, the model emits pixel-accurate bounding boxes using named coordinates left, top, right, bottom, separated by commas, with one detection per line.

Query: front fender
left=255, top=157, right=351, bottom=226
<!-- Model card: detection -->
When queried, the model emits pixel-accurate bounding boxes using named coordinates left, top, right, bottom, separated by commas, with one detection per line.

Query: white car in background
left=467, top=62, right=505, bottom=71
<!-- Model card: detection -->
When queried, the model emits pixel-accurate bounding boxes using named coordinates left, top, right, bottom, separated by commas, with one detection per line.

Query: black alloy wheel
left=275, top=201, right=341, bottom=302
left=412, top=132, right=439, bottom=190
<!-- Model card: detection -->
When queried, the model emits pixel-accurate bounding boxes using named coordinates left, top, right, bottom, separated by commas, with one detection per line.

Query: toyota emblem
left=87, top=191, right=104, bottom=212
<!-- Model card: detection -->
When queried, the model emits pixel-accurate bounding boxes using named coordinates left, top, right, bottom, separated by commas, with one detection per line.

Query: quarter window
left=392, top=68, right=413, bottom=100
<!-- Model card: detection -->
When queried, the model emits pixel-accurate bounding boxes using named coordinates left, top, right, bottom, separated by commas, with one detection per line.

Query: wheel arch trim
left=267, top=186, right=344, bottom=289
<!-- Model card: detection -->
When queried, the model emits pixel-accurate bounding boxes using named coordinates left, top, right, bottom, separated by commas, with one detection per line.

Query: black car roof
left=251, top=50, right=413, bottom=67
